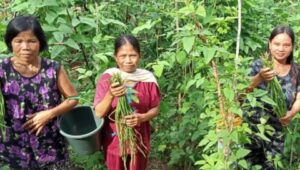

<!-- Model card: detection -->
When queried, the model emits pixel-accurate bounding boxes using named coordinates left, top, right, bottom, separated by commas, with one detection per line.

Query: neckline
left=9, top=57, right=43, bottom=79
left=276, top=65, right=291, bottom=78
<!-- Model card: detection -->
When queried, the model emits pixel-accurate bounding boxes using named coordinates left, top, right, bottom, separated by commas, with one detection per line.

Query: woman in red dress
left=93, top=35, right=160, bottom=170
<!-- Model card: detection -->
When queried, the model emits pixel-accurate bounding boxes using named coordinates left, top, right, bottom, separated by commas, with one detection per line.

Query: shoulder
left=42, top=57, right=61, bottom=71
left=251, top=59, right=263, bottom=67
left=137, top=68, right=157, bottom=79
left=42, top=58, right=60, bottom=66
left=250, top=59, right=263, bottom=71
left=0, top=57, right=11, bottom=66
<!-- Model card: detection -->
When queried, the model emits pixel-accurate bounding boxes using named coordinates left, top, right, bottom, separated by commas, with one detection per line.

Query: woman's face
left=115, top=43, right=140, bottom=73
left=269, top=33, right=293, bottom=63
left=11, top=30, right=40, bottom=62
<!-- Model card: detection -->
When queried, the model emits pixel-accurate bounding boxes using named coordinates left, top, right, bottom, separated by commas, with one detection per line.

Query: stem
left=235, top=0, right=242, bottom=69
left=66, top=9, right=96, bottom=88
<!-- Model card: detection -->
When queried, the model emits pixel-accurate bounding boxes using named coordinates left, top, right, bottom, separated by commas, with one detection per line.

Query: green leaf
left=261, top=96, right=277, bottom=106
left=196, top=5, right=206, bottom=17
left=180, top=102, right=190, bottom=114
left=71, top=17, right=81, bottom=27
left=43, top=0, right=59, bottom=6
left=176, top=51, right=187, bottom=64
left=185, top=79, right=196, bottom=92
left=223, top=87, right=234, bottom=101
left=0, top=41, right=7, bottom=53
left=235, top=148, right=250, bottom=159
left=58, top=24, right=73, bottom=34
left=53, top=32, right=64, bottom=42
left=45, top=11, right=58, bottom=24
left=79, top=16, right=97, bottom=28
left=131, top=95, right=139, bottom=103
left=158, top=144, right=166, bottom=152
left=198, top=138, right=209, bottom=147
left=76, top=68, right=86, bottom=74
left=65, top=38, right=80, bottom=50
left=132, top=20, right=152, bottom=35
left=196, top=78, right=205, bottom=88
left=182, top=36, right=195, bottom=53
left=203, top=47, right=216, bottom=64
left=238, top=160, right=248, bottom=169
left=94, top=53, right=109, bottom=64
left=50, top=45, right=66, bottom=58
left=255, top=133, right=271, bottom=142
left=11, top=2, right=29, bottom=12
left=152, top=64, right=164, bottom=77
left=101, top=19, right=126, bottom=27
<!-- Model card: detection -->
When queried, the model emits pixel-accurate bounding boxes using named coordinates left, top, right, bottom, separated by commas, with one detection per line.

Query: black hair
left=268, top=25, right=294, bottom=64
left=114, top=35, right=140, bottom=55
left=4, top=15, right=48, bottom=52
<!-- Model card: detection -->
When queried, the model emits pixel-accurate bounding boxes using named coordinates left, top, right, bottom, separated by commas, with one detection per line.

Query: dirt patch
left=147, top=157, right=169, bottom=170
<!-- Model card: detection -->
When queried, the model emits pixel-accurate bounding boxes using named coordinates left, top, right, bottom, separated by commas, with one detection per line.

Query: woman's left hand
left=124, top=113, right=144, bottom=127
left=23, top=110, right=53, bottom=136
left=280, top=111, right=293, bottom=126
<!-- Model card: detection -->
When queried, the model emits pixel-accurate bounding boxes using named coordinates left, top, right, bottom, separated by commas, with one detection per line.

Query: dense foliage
left=0, top=0, right=300, bottom=169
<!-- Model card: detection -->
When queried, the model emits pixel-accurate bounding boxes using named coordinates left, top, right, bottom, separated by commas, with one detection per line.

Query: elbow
left=94, top=105, right=107, bottom=118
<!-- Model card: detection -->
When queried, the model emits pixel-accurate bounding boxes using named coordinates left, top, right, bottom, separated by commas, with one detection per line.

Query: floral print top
left=0, top=57, right=68, bottom=169
left=250, top=59, right=300, bottom=110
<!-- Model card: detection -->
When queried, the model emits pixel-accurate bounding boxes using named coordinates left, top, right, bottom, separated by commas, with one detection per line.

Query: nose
left=278, top=45, right=284, bottom=51
left=20, top=42, right=30, bottom=50
left=124, top=56, right=132, bottom=63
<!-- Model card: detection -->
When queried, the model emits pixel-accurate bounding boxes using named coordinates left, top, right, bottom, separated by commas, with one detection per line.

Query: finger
left=111, top=82, right=120, bottom=88
left=36, top=127, right=43, bottom=136
left=23, top=119, right=34, bottom=129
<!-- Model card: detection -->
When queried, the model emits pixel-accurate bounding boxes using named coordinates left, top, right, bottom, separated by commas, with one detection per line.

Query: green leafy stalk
left=261, top=52, right=287, bottom=118
left=110, top=72, right=146, bottom=169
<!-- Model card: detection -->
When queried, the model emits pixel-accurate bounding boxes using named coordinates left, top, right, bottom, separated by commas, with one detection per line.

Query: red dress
left=93, top=69, right=160, bottom=170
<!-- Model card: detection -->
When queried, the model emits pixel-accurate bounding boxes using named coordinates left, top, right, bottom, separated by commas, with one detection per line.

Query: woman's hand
left=23, top=110, right=53, bottom=136
left=109, top=82, right=126, bottom=97
left=280, top=111, right=294, bottom=126
left=124, top=113, right=144, bottom=127
left=258, top=67, right=276, bottom=82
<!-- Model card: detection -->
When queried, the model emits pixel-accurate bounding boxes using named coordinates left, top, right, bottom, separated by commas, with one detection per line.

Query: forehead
left=271, top=33, right=292, bottom=42
left=116, top=43, right=139, bottom=53
left=13, top=30, right=38, bottom=39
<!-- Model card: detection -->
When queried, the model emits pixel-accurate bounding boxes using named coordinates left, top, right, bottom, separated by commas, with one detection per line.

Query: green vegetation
left=0, top=0, right=300, bottom=169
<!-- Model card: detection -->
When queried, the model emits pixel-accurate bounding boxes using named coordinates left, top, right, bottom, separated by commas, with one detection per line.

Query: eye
left=13, top=39, right=22, bottom=43
left=29, top=39, right=38, bottom=43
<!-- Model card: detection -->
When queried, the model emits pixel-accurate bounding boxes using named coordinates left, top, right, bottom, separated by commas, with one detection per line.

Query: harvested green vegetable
left=110, top=72, right=146, bottom=169
left=261, top=52, right=287, bottom=117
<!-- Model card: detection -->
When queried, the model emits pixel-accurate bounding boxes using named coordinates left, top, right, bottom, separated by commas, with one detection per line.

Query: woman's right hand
left=109, top=82, right=126, bottom=97
left=258, top=67, right=276, bottom=82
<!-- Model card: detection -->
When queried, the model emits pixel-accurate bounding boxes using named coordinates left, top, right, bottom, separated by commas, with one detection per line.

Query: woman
left=245, top=26, right=300, bottom=169
left=94, top=35, right=160, bottom=170
left=0, top=16, right=78, bottom=169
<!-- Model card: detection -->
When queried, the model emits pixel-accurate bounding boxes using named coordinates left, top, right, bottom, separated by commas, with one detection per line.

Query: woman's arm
left=95, top=83, right=126, bottom=118
left=23, top=66, right=78, bottom=135
left=280, top=92, right=300, bottom=126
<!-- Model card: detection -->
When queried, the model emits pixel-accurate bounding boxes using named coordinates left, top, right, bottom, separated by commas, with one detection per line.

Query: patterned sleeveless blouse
left=0, top=57, right=68, bottom=169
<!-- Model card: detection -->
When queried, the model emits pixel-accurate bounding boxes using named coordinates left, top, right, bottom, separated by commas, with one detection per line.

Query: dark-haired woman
left=245, top=26, right=300, bottom=169
left=94, top=35, right=160, bottom=170
left=0, top=16, right=78, bottom=169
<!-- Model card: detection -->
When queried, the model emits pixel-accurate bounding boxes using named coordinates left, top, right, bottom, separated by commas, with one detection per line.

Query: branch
left=235, top=0, right=242, bottom=69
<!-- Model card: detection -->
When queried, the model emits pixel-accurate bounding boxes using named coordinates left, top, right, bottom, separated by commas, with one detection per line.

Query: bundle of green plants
left=261, top=52, right=287, bottom=118
left=110, top=72, right=146, bottom=169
